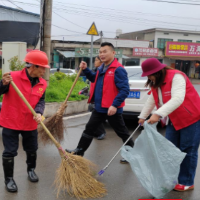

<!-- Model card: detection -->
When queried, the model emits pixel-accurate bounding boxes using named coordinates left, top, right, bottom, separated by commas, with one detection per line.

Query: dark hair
left=145, top=66, right=174, bottom=88
left=100, top=42, right=115, bottom=51
left=57, top=68, right=60, bottom=72
left=96, top=56, right=102, bottom=62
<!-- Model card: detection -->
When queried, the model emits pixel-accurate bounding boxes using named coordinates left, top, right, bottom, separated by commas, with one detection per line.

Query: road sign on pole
left=87, top=22, right=99, bottom=68
left=87, top=22, right=99, bottom=36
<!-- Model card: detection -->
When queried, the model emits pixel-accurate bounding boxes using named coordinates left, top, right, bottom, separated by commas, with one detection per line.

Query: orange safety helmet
left=24, top=50, right=50, bottom=68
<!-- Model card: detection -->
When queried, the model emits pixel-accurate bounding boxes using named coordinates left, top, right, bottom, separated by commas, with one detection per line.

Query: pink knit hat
left=141, top=58, right=167, bottom=77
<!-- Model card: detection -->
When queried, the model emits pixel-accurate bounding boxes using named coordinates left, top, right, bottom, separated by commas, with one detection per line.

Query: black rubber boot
left=65, top=133, right=93, bottom=156
left=26, top=152, right=39, bottom=182
left=2, top=157, right=18, bottom=192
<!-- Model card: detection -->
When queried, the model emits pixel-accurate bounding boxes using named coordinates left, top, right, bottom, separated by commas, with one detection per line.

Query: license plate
left=128, top=91, right=140, bottom=99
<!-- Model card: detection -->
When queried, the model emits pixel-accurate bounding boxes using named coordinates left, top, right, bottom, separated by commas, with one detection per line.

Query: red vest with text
left=152, top=69, right=200, bottom=130
left=88, top=58, right=125, bottom=108
left=0, top=68, right=47, bottom=131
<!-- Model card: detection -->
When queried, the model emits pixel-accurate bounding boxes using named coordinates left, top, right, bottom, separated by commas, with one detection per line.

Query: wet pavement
left=0, top=114, right=200, bottom=200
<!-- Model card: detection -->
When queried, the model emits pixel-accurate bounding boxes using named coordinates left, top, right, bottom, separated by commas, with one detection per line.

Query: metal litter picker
left=98, top=124, right=141, bottom=175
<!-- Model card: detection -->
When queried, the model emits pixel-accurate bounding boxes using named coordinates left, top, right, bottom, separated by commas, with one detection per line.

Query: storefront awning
left=57, top=50, right=75, bottom=58
left=165, top=56, right=200, bottom=61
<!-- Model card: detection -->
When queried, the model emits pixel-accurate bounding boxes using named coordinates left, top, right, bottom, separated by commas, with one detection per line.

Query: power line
left=2, top=0, right=200, bottom=20
left=52, top=24, right=86, bottom=34
left=1, top=0, right=200, bottom=34
left=7, top=0, right=23, bottom=10
left=0, top=0, right=7, bottom=6
left=142, top=0, right=200, bottom=5
left=53, top=11, right=87, bottom=30
left=52, top=1, right=200, bottom=20
left=52, top=7, right=199, bottom=28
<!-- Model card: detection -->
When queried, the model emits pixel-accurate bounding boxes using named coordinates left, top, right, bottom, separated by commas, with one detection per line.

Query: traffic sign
left=87, top=22, right=99, bottom=36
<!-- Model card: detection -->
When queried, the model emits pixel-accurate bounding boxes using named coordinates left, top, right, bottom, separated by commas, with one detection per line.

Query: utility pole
left=42, top=0, right=52, bottom=84
left=100, top=31, right=103, bottom=44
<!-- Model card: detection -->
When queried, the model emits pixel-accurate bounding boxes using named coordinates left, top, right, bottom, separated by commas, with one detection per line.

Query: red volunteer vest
left=88, top=58, right=125, bottom=108
left=0, top=68, right=47, bottom=131
left=152, top=69, right=200, bottom=130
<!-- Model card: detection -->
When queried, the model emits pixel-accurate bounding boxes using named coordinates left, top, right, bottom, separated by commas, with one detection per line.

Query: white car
left=123, top=66, right=150, bottom=119
left=50, top=68, right=76, bottom=76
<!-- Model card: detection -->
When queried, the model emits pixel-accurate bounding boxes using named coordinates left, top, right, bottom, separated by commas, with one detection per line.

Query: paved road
left=0, top=114, right=200, bottom=200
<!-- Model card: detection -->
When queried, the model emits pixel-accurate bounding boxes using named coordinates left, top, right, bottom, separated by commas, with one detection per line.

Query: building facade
left=51, top=38, right=150, bottom=69
left=0, top=5, right=40, bottom=68
left=119, top=28, right=200, bottom=79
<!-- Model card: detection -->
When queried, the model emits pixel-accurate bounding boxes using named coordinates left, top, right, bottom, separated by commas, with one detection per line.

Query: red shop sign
left=165, top=41, right=200, bottom=57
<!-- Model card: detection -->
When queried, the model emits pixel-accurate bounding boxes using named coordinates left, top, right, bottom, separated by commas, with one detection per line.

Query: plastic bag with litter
left=121, top=121, right=186, bottom=199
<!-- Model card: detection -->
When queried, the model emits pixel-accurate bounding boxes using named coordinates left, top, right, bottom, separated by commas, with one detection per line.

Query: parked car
left=123, top=66, right=151, bottom=119
left=50, top=68, right=76, bottom=76
left=80, top=66, right=151, bottom=119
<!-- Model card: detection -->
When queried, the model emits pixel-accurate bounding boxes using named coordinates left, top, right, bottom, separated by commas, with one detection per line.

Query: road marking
left=63, top=112, right=91, bottom=120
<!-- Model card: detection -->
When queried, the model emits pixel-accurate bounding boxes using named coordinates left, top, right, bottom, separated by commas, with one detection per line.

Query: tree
left=8, top=56, right=25, bottom=71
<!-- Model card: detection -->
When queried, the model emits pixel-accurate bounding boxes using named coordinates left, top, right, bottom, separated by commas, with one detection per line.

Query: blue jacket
left=83, top=61, right=129, bottom=113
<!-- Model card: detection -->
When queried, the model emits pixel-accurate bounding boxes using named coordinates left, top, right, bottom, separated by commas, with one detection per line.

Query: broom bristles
left=38, top=114, right=65, bottom=145
left=55, top=151, right=107, bottom=199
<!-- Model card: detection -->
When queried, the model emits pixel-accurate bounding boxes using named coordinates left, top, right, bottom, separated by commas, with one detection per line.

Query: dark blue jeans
left=166, top=120, right=200, bottom=186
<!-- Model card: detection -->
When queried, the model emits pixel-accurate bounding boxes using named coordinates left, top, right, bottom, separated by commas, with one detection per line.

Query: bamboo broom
left=38, top=68, right=84, bottom=144
left=10, top=81, right=107, bottom=199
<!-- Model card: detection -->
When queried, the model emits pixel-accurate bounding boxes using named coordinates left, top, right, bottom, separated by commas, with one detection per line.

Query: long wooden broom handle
left=10, top=81, right=60, bottom=147
left=63, top=68, right=83, bottom=106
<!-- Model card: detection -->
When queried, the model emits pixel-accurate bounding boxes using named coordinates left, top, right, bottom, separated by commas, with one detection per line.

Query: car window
left=125, top=67, right=147, bottom=80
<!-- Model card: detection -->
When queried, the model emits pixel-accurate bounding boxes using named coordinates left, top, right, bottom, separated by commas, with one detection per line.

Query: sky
left=0, top=0, right=200, bottom=42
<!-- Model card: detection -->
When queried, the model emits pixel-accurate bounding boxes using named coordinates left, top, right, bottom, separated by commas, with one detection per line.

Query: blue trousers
left=166, top=120, right=200, bottom=186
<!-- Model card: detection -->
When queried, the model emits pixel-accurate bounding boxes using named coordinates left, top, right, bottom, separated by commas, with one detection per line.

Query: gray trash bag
left=121, top=121, right=186, bottom=199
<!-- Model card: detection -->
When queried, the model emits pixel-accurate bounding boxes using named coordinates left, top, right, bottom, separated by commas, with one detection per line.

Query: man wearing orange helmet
left=0, top=50, right=49, bottom=193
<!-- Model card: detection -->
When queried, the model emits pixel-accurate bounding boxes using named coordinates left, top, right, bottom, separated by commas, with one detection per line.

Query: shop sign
left=75, top=48, right=123, bottom=58
left=133, top=47, right=159, bottom=57
left=165, top=41, right=200, bottom=57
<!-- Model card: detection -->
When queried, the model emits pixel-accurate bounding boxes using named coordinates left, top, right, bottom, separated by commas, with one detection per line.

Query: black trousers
left=2, top=128, right=38, bottom=157
left=94, top=123, right=106, bottom=137
left=79, top=110, right=134, bottom=149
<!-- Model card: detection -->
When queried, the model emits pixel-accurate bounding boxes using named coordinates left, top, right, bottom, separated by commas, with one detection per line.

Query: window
left=197, top=41, right=200, bottom=43
left=157, top=38, right=173, bottom=49
left=164, top=33, right=169, bottom=35
left=123, top=58, right=140, bottom=66
left=178, top=39, right=192, bottom=43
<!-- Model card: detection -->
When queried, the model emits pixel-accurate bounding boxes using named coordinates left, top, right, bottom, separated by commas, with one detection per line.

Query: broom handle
left=10, top=81, right=60, bottom=147
left=63, top=68, right=83, bottom=105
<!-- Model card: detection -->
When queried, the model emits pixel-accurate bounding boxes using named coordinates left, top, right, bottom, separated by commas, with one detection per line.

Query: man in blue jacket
left=66, top=42, right=133, bottom=163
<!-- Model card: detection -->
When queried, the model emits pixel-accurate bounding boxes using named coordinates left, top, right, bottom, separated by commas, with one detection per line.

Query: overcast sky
left=1, top=0, right=200, bottom=42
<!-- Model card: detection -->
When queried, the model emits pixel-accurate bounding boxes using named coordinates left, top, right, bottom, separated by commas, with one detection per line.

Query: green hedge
left=45, top=72, right=88, bottom=102
left=0, top=70, right=88, bottom=102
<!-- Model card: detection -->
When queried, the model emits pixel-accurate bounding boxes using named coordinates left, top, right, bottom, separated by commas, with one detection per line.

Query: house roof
left=0, top=5, right=39, bottom=17
left=120, top=28, right=200, bottom=36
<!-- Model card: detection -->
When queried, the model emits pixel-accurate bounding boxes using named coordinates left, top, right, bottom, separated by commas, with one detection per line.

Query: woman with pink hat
left=138, top=58, right=200, bottom=192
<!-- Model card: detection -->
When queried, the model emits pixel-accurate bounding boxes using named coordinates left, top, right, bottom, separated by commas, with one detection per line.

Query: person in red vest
left=90, top=56, right=106, bottom=140
left=138, top=58, right=200, bottom=192
left=66, top=42, right=134, bottom=163
left=0, top=50, right=49, bottom=193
